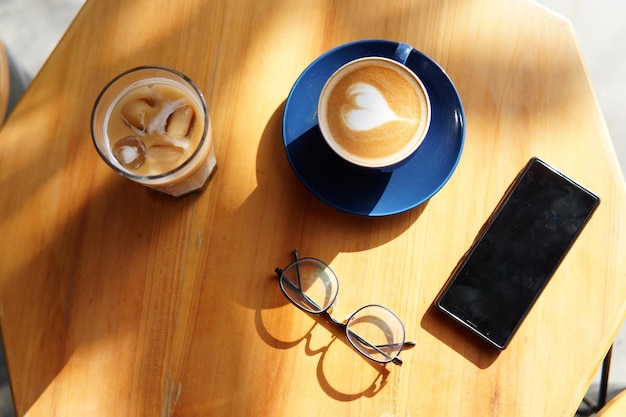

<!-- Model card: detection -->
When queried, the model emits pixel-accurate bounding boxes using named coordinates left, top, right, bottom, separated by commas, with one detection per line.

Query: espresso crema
left=318, top=57, right=430, bottom=167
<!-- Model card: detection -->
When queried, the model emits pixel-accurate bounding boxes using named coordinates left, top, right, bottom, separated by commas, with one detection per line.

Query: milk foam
left=119, top=146, right=139, bottom=164
left=147, top=98, right=191, bottom=149
left=341, top=82, right=412, bottom=131
left=148, top=98, right=185, bottom=134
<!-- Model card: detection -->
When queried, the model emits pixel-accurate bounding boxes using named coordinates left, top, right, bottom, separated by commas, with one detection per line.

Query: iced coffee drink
left=92, top=66, right=216, bottom=197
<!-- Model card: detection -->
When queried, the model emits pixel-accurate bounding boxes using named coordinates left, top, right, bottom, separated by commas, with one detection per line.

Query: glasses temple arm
left=342, top=324, right=406, bottom=365
left=273, top=250, right=301, bottom=280
left=292, top=250, right=302, bottom=289
left=276, top=272, right=326, bottom=313
left=324, top=311, right=416, bottom=355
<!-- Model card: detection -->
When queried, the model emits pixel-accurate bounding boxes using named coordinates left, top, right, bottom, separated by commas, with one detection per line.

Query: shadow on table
left=228, top=100, right=429, bottom=303
left=255, top=305, right=393, bottom=402
left=421, top=303, right=500, bottom=369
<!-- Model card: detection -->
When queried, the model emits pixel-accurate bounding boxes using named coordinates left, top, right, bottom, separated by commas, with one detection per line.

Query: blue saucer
left=282, top=40, right=465, bottom=216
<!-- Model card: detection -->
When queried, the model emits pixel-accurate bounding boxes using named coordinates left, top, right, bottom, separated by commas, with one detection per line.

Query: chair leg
left=598, top=345, right=613, bottom=410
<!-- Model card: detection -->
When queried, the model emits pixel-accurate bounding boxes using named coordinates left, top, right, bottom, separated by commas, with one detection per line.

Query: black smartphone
left=436, top=158, right=600, bottom=349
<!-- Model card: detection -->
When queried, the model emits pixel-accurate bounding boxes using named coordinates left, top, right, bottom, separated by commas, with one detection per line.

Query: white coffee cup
left=318, top=56, right=431, bottom=169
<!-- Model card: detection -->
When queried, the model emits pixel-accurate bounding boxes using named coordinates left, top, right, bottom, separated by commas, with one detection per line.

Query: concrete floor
left=0, top=0, right=625, bottom=416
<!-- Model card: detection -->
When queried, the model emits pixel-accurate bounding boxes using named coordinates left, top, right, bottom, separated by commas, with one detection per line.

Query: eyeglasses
left=274, top=250, right=415, bottom=365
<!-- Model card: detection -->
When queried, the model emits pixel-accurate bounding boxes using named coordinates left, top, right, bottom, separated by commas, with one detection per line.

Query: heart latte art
left=318, top=57, right=430, bottom=168
left=341, top=82, right=413, bottom=131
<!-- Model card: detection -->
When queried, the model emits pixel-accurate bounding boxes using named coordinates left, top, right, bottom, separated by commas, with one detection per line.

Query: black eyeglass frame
left=274, top=250, right=415, bottom=365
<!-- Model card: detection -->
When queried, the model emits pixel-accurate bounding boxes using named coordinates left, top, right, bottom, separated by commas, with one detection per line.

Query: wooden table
left=1, top=0, right=625, bottom=416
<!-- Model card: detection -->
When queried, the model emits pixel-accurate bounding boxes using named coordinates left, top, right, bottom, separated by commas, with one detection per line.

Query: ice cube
left=112, top=136, right=146, bottom=169
left=121, top=97, right=156, bottom=132
left=148, top=144, right=184, bottom=164
left=165, top=105, right=195, bottom=138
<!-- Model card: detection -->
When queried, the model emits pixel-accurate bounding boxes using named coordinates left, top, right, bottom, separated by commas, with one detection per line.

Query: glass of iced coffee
left=91, top=66, right=216, bottom=197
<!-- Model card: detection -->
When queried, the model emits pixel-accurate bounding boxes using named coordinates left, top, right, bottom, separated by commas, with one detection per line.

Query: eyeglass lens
left=345, top=305, right=405, bottom=363
left=279, top=258, right=338, bottom=313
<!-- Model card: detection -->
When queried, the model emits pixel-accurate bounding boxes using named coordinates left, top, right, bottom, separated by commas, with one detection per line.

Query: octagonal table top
left=0, top=0, right=624, bottom=416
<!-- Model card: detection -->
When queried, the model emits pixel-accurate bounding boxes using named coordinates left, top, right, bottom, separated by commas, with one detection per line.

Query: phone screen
left=436, top=158, right=600, bottom=349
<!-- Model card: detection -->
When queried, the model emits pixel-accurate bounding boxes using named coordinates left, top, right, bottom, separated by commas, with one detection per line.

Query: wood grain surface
left=0, top=0, right=625, bottom=416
